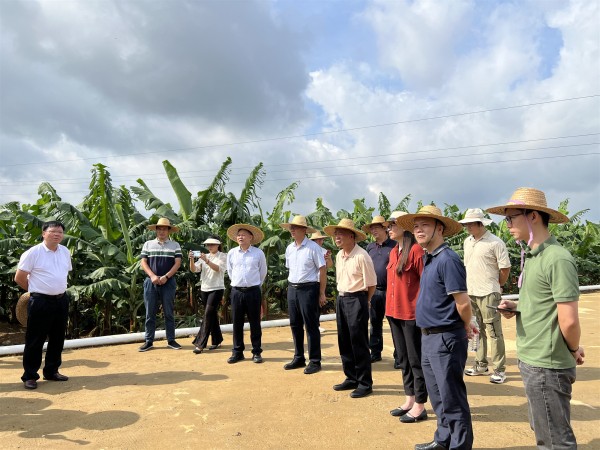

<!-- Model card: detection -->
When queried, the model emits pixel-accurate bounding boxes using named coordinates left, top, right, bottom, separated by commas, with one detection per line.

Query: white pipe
left=2, top=284, right=599, bottom=357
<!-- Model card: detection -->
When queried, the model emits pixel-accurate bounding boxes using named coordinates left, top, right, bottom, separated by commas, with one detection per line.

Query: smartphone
left=487, top=305, right=520, bottom=314
left=192, top=251, right=202, bottom=258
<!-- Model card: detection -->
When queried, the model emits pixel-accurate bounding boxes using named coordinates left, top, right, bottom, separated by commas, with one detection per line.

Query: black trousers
left=193, top=289, right=224, bottom=349
left=336, top=292, right=372, bottom=389
left=387, top=316, right=428, bottom=403
left=369, top=288, right=386, bottom=357
left=21, top=293, right=69, bottom=381
left=287, top=283, right=321, bottom=363
left=230, top=286, right=262, bottom=356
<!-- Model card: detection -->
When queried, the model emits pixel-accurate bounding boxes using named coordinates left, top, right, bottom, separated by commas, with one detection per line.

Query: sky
left=1, top=0, right=599, bottom=224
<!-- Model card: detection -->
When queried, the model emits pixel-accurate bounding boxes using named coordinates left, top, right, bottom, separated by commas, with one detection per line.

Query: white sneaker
left=490, top=370, right=506, bottom=384
left=464, top=364, right=489, bottom=376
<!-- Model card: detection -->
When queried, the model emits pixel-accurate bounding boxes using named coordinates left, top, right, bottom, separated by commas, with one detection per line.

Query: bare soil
left=1, top=293, right=599, bottom=449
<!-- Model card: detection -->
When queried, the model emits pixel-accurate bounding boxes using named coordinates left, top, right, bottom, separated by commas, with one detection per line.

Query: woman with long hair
left=189, top=235, right=227, bottom=354
left=385, top=213, right=427, bottom=423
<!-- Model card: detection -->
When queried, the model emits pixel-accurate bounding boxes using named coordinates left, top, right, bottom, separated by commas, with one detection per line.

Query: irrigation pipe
left=1, top=285, right=598, bottom=357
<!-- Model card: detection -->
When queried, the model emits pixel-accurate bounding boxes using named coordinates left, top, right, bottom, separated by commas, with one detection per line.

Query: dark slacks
left=421, top=328, right=473, bottom=450
left=387, top=316, right=428, bottom=403
left=369, top=288, right=386, bottom=357
left=288, top=283, right=321, bottom=363
left=231, top=286, right=262, bottom=356
left=21, top=293, right=69, bottom=382
left=336, top=292, right=372, bottom=389
left=193, top=289, right=224, bottom=349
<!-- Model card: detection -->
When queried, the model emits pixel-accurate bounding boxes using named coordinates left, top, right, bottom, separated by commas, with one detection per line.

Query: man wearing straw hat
left=396, top=206, right=474, bottom=450
left=226, top=223, right=267, bottom=364
left=362, top=215, right=396, bottom=363
left=280, top=215, right=326, bottom=374
left=139, top=218, right=183, bottom=352
left=15, top=221, right=72, bottom=390
left=309, top=230, right=333, bottom=269
left=459, top=208, right=511, bottom=384
left=487, top=187, right=584, bottom=449
left=324, top=218, right=377, bottom=398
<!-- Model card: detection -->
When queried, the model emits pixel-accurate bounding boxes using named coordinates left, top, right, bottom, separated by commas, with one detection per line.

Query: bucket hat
left=458, top=208, right=493, bottom=226
left=383, top=211, right=408, bottom=227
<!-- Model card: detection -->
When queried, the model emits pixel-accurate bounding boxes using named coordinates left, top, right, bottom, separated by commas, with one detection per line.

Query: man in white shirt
left=226, top=223, right=267, bottom=364
left=280, top=216, right=326, bottom=374
left=14, top=221, right=72, bottom=390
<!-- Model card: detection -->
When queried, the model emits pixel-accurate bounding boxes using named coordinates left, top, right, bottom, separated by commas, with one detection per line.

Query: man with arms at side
left=281, top=215, right=326, bottom=374
left=459, top=208, right=511, bottom=384
left=487, top=187, right=584, bottom=449
left=397, top=206, right=474, bottom=450
left=15, top=221, right=72, bottom=390
left=324, top=218, right=377, bottom=399
left=362, top=215, right=396, bottom=363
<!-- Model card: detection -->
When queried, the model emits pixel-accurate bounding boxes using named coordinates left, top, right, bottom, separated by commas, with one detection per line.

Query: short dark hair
left=42, top=221, right=65, bottom=232
left=434, top=219, right=445, bottom=234
left=525, top=209, right=550, bottom=227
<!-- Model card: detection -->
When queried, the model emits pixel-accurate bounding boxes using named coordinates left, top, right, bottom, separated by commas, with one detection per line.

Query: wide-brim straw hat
left=458, top=208, right=493, bottom=226
left=383, top=211, right=408, bottom=227
left=147, top=217, right=180, bottom=233
left=202, top=238, right=221, bottom=245
left=227, top=223, right=265, bottom=245
left=361, top=215, right=387, bottom=234
left=279, top=215, right=316, bottom=234
left=309, top=230, right=327, bottom=240
left=16, top=292, right=29, bottom=327
left=486, top=187, right=569, bottom=224
left=324, top=218, right=367, bottom=242
left=395, top=205, right=463, bottom=237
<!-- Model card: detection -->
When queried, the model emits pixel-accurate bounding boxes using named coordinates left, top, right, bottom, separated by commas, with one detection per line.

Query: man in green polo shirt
left=487, top=187, right=584, bottom=449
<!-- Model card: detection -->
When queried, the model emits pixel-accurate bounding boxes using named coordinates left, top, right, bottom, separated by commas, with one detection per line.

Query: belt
left=376, top=286, right=386, bottom=291
left=288, top=282, right=319, bottom=289
left=338, top=291, right=368, bottom=298
left=30, top=292, right=65, bottom=299
left=232, top=285, right=260, bottom=292
left=421, top=323, right=463, bottom=335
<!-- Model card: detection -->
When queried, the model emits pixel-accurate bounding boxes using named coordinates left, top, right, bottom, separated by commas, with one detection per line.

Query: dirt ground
left=1, top=293, right=599, bottom=450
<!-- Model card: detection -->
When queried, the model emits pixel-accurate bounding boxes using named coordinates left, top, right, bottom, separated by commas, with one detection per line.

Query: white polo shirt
left=18, top=242, right=72, bottom=295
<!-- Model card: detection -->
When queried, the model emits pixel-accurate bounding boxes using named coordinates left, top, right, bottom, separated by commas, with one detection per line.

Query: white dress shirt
left=285, top=237, right=326, bottom=283
left=227, top=246, right=267, bottom=287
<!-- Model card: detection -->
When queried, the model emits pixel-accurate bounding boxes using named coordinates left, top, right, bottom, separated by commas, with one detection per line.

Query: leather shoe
left=208, top=343, right=222, bottom=350
left=394, top=360, right=401, bottom=369
left=24, top=379, right=37, bottom=390
left=227, top=354, right=245, bottom=364
left=252, top=354, right=263, bottom=364
left=333, top=379, right=359, bottom=391
left=350, top=386, right=373, bottom=398
left=303, top=362, right=321, bottom=374
left=400, top=410, right=428, bottom=423
left=371, top=354, right=382, bottom=362
left=284, top=359, right=306, bottom=370
left=414, top=441, right=447, bottom=450
left=193, top=346, right=203, bottom=354
left=390, top=406, right=410, bottom=417
left=43, top=373, right=69, bottom=381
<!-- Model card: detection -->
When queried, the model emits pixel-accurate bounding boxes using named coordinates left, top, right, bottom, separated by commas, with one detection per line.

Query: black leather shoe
left=24, top=379, right=37, bottom=390
left=252, top=354, right=263, bottom=364
left=227, top=354, right=245, bottom=364
left=284, top=359, right=306, bottom=370
left=394, top=360, right=401, bottom=369
left=401, top=410, right=428, bottom=423
left=390, top=406, right=410, bottom=417
left=303, top=362, right=321, bottom=374
left=43, top=372, right=69, bottom=381
left=193, top=346, right=203, bottom=354
left=333, top=379, right=359, bottom=391
left=350, top=386, right=373, bottom=398
left=371, top=354, right=382, bottom=362
left=414, top=441, right=447, bottom=450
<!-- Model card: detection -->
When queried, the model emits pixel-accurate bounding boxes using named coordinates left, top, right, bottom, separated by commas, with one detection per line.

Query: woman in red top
left=385, top=214, right=427, bottom=423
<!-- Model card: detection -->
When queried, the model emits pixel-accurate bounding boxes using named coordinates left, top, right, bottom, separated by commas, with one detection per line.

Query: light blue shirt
left=285, top=237, right=326, bottom=283
left=227, top=245, right=267, bottom=287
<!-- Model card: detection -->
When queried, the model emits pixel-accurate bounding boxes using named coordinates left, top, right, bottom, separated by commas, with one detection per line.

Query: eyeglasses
left=504, top=213, right=523, bottom=226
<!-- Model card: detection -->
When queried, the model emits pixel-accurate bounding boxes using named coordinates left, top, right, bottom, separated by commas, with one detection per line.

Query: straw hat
left=486, top=187, right=569, bottom=223
left=395, top=205, right=463, bottom=237
left=361, top=216, right=387, bottom=234
left=279, top=215, right=316, bottom=234
left=202, top=238, right=221, bottom=245
left=383, top=211, right=408, bottom=227
left=226, top=223, right=265, bottom=245
left=309, top=230, right=327, bottom=240
left=324, top=218, right=367, bottom=242
left=458, top=208, right=493, bottom=226
left=147, top=217, right=180, bottom=233
left=16, top=292, right=29, bottom=327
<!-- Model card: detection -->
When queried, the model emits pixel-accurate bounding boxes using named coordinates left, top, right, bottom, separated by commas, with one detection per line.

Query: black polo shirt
left=366, top=237, right=396, bottom=288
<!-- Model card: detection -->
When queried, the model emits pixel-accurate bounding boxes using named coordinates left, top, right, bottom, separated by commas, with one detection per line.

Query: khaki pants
left=470, top=292, right=506, bottom=372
